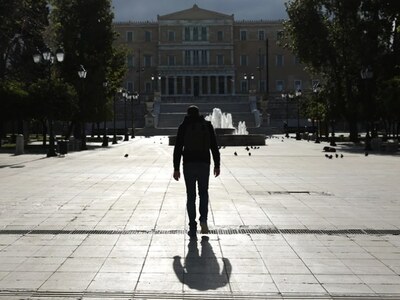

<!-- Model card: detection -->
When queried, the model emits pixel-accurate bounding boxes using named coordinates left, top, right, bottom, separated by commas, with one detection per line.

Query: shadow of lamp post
left=33, top=47, right=65, bottom=157
left=78, top=65, right=87, bottom=150
left=361, top=66, right=373, bottom=151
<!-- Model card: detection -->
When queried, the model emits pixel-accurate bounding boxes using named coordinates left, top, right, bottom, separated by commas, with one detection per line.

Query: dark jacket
left=173, top=115, right=220, bottom=171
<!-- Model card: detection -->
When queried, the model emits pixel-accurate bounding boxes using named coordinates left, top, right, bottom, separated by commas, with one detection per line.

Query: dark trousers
left=183, top=162, right=210, bottom=228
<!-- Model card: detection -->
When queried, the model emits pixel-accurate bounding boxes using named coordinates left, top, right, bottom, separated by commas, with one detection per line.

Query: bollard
left=15, top=134, right=24, bottom=155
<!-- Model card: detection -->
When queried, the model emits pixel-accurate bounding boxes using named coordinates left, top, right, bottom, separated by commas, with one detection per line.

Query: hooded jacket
left=173, top=115, right=220, bottom=171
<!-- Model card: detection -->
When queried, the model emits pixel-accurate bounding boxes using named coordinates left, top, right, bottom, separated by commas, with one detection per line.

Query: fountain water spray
left=205, top=108, right=248, bottom=135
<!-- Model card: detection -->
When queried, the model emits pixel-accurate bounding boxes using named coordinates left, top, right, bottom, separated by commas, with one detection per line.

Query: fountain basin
left=215, top=128, right=235, bottom=135
left=168, top=134, right=266, bottom=146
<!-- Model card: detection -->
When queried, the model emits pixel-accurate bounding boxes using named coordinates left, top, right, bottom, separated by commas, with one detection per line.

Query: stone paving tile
left=0, top=136, right=399, bottom=298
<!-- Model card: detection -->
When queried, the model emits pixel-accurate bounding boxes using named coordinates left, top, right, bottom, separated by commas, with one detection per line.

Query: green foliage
left=28, top=79, right=78, bottom=121
left=0, top=80, right=29, bottom=120
left=50, top=0, right=127, bottom=123
left=284, top=0, right=400, bottom=140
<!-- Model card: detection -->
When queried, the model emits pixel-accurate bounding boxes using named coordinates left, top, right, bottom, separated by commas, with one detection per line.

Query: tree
left=28, top=79, right=78, bottom=145
left=284, top=0, right=400, bottom=142
left=50, top=0, right=127, bottom=140
left=0, top=0, right=49, bottom=137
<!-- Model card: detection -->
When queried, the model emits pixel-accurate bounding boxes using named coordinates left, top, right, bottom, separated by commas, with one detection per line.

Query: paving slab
left=0, top=135, right=399, bottom=299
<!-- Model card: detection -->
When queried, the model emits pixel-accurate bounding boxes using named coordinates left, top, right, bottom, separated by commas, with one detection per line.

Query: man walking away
left=173, top=105, right=220, bottom=239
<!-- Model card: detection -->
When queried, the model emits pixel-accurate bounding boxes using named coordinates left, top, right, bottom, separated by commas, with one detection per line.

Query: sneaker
left=200, top=222, right=209, bottom=234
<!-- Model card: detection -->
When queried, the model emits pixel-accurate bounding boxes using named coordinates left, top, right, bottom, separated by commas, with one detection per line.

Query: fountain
left=169, top=108, right=265, bottom=146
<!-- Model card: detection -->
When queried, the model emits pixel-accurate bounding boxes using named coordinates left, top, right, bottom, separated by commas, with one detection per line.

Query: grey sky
left=112, top=0, right=289, bottom=22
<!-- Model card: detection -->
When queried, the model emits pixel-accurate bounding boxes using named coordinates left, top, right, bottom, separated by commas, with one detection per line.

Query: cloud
left=112, top=0, right=288, bottom=22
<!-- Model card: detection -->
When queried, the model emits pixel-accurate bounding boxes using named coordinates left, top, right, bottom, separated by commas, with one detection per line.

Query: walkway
left=0, top=136, right=399, bottom=299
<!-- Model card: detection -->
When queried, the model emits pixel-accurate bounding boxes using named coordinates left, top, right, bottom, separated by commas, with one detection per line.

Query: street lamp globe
left=56, top=49, right=65, bottom=62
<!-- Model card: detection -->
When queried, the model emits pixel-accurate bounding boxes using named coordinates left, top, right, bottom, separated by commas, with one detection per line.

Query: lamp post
left=33, top=47, right=64, bottom=157
left=313, top=83, right=321, bottom=143
left=102, top=82, right=109, bottom=147
left=244, top=73, right=254, bottom=93
left=122, top=89, right=129, bottom=141
left=151, top=74, right=161, bottom=93
left=130, top=91, right=139, bottom=138
left=361, top=67, right=373, bottom=151
left=78, top=65, right=87, bottom=150
left=112, top=90, right=118, bottom=144
left=281, top=92, right=294, bottom=138
left=295, top=89, right=302, bottom=140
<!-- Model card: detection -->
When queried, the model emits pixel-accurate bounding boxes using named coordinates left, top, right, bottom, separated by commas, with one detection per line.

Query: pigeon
left=234, top=152, right=238, bottom=156
left=245, top=146, right=250, bottom=151
left=248, top=152, right=251, bottom=156
left=365, top=152, right=369, bottom=156
left=325, top=154, right=329, bottom=158
left=328, top=155, right=333, bottom=159
left=335, top=154, right=339, bottom=158
left=124, top=154, right=129, bottom=158
left=340, top=154, right=344, bottom=158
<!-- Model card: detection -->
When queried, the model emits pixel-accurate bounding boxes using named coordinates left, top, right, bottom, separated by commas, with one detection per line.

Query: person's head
left=187, top=105, right=200, bottom=118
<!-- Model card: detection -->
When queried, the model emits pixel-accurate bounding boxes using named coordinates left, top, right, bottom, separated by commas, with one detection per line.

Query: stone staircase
left=156, top=96, right=258, bottom=129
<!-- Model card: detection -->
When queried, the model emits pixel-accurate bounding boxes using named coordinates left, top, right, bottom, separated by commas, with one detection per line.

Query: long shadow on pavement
left=173, top=236, right=232, bottom=291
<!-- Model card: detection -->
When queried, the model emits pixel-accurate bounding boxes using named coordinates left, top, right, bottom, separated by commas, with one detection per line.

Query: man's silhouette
left=173, top=236, right=231, bottom=290
left=173, top=105, right=220, bottom=238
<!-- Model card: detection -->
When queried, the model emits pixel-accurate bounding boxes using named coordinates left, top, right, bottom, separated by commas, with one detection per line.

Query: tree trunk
left=348, top=119, right=359, bottom=143
left=42, top=120, right=47, bottom=146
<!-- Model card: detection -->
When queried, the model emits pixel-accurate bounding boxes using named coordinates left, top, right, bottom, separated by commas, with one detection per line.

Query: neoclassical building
left=113, top=4, right=318, bottom=102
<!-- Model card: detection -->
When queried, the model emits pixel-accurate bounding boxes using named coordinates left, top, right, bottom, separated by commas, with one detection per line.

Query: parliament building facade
left=113, top=4, right=318, bottom=102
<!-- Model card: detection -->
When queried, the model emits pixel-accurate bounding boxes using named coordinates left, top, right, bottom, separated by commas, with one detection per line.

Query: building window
left=185, top=27, right=190, bottom=41
left=201, top=50, right=208, bottom=65
left=259, top=80, right=266, bottom=92
left=201, top=27, right=207, bottom=41
left=240, top=30, right=247, bottom=41
left=177, top=77, right=183, bottom=94
left=217, top=31, right=223, bottom=41
left=145, top=31, right=151, bottom=42
left=145, top=82, right=152, bottom=93
left=193, top=50, right=200, bottom=65
left=259, top=53, right=266, bottom=67
left=168, top=55, right=175, bottom=66
left=294, top=80, right=302, bottom=91
left=241, top=80, right=248, bottom=93
left=168, top=31, right=175, bottom=41
left=312, top=80, right=320, bottom=90
left=217, top=54, right=224, bottom=65
left=127, top=81, right=133, bottom=92
left=276, top=54, right=284, bottom=66
left=127, top=55, right=134, bottom=68
left=185, top=50, right=191, bottom=65
left=126, top=31, right=133, bottom=42
left=240, top=55, right=248, bottom=66
left=144, top=55, right=152, bottom=67
left=258, top=30, right=265, bottom=41
left=193, top=27, right=199, bottom=41
left=276, top=80, right=284, bottom=92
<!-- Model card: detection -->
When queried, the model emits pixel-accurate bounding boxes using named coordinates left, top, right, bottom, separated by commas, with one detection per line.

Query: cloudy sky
left=112, top=0, right=289, bottom=22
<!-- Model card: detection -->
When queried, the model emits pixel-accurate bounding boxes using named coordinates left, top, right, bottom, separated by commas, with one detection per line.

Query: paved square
left=0, top=136, right=399, bottom=299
